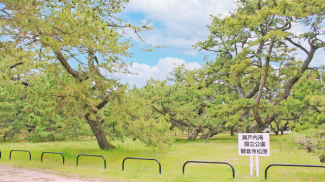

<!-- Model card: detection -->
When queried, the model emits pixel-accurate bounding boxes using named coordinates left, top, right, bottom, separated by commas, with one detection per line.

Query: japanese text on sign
left=238, top=133, right=270, bottom=156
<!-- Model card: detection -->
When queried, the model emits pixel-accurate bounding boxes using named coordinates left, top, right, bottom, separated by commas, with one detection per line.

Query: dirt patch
left=0, top=165, right=119, bottom=182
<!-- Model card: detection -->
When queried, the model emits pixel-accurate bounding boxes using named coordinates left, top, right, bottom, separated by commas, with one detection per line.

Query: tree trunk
left=85, top=113, right=115, bottom=150
left=270, top=124, right=279, bottom=135
left=281, top=121, right=289, bottom=135
left=200, top=129, right=219, bottom=140
left=258, top=126, right=265, bottom=133
left=320, top=154, right=325, bottom=163
left=230, top=127, right=235, bottom=136
left=4, top=128, right=16, bottom=141
left=246, top=126, right=250, bottom=133
left=187, top=128, right=200, bottom=140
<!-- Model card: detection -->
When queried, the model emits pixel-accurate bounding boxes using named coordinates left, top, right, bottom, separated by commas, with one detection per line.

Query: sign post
left=238, top=133, right=270, bottom=177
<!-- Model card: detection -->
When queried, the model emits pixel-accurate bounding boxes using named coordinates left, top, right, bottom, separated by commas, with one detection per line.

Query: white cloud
left=122, top=1, right=325, bottom=68
left=284, top=22, right=325, bottom=67
left=111, top=57, right=201, bottom=88
left=124, top=0, right=236, bottom=56
left=310, top=52, right=325, bottom=67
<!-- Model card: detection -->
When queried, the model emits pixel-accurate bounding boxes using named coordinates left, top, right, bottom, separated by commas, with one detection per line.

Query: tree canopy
left=194, top=0, right=325, bottom=132
left=0, top=0, right=172, bottom=150
left=1, top=0, right=325, bottom=156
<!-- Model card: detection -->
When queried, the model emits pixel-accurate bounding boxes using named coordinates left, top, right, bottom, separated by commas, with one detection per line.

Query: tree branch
left=244, top=82, right=260, bottom=98
left=306, top=103, right=322, bottom=113
left=236, top=83, right=245, bottom=98
left=285, top=37, right=309, bottom=55
left=22, top=81, right=33, bottom=88
left=53, top=49, right=84, bottom=82
left=278, top=47, right=317, bottom=103
left=10, top=62, right=23, bottom=69
left=253, top=37, right=275, bottom=126
left=96, top=93, right=113, bottom=110
left=220, top=79, right=236, bottom=90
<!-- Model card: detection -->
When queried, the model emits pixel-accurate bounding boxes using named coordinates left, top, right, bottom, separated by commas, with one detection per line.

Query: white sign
left=238, top=133, right=270, bottom=156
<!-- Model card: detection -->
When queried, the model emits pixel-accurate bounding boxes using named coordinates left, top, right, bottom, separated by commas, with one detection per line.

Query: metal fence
left=76, top=154, right=106, bottom=169
left=122, top=157, right=161, bottom=174
left=265, top=163, right=325, bottom=180
left=5, top=149, right=325, bottom=180
left=41, top=151, right=65, bottom=165
left=9, top=150, right=31, bottom=161
left=182, top=160, right=235, bottom=179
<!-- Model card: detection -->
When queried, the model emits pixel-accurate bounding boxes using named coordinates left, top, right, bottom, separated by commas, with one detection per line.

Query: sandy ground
left=0, top=165, right=118, bottom=182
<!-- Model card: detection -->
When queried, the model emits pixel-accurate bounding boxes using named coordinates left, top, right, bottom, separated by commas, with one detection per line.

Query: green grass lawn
left=0, top=133, right=324, bottom=181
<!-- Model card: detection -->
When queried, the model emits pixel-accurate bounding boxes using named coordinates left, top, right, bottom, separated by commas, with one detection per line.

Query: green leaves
left=0, top=0, right=158, bottom=149
left=193, top=0, right=325, bottom=133
left=104, top=85, right=175, bottom=149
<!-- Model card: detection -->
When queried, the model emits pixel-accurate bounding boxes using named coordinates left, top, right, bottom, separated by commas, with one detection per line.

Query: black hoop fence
left=76, top=154, right=106, bottom=169
left=122, top=157, right=161, bottom=174
left=265, top=164, right=325, bottom=180
left=9, top=150, right=31, bottom=161
left=41, top=151, right=65, bottom=165
left=182, top=160, right=235, bottom=179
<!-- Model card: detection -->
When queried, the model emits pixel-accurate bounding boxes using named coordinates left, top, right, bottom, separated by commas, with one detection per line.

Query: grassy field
left=0, top=133, right=324, bottom=182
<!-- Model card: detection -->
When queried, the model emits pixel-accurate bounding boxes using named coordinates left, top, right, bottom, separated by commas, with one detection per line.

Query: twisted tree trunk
left=85, top=113, right=115, bottom=149
left=200, top=129, right=219, bottom=140
left=187, top=128, right=201, bottom=140
left=54, top=49, right=115, bottom=150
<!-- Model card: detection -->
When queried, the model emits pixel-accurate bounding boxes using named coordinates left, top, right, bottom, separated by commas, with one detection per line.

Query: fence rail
left=41, top=152, right=65, bottom=165
left=7, top=148, right=325, bottom=180
left=9, top=150, right=31, bottom=161
left=265, top=163, right=325, bottom=180
left=122, top=157, right=161, bottom=174
left=76, top=154, right=106, bottom=169
left=182, top=160, right=235, bottom=179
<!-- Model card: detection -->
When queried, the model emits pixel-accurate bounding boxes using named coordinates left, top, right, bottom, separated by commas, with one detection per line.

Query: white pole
left=250, top=155, right=253, bottom=176
left=256, top=156, right=259, bottom=177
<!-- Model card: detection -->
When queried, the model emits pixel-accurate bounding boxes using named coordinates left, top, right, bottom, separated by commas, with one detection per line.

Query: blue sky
left=110, top=0, right=237, bottom=87
left=110, top=0, right=325, bottom=88
left=1, top=1, right=324, bottom=88
left=122, top=12, right=209, bottom=66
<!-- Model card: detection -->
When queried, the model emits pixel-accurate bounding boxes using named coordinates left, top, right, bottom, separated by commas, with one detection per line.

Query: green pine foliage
left=1, top=0, right=325, bottom=157
left=0, top=0, right=157, bottom=149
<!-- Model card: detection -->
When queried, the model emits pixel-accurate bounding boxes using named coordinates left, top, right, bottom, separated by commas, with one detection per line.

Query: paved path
left=0, top=165, right=116, bottom=182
